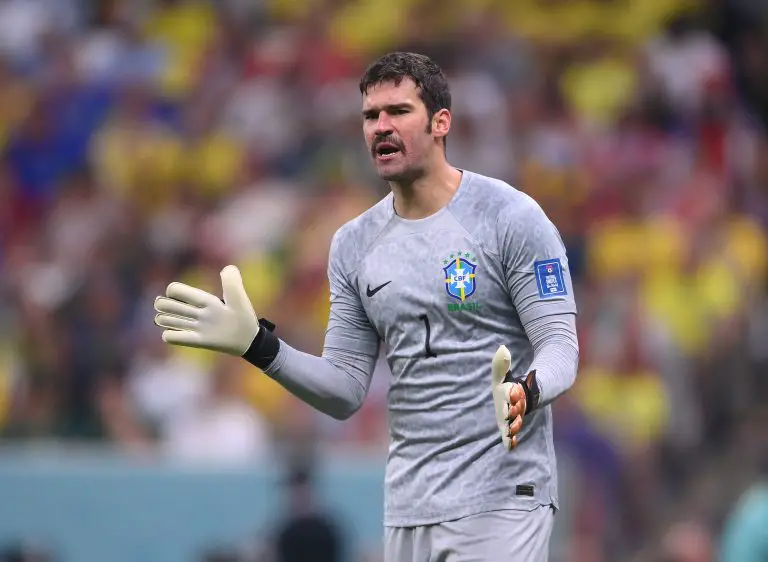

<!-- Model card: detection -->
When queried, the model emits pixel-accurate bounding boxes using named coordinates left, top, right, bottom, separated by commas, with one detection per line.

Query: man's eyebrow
left=362, top=103, right=414, bottom=116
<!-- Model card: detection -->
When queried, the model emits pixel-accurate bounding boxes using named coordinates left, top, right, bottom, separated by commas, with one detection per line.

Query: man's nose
left=375, top=113, right=393, bottom=135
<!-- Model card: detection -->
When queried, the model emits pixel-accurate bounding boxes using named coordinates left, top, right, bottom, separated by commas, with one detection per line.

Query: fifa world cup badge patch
left=442, top=251, right=481, bottom=312
left=534, top=258, right=567, bottom=298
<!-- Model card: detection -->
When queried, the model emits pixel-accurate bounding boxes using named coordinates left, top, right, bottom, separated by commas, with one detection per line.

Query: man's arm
left=502, top=200, right=580, bottom=409
left=520, top=312, right=579, bottom=408
left=154, top=229, right=380, bottom=421
left=256, top=229, right=380, bottom=420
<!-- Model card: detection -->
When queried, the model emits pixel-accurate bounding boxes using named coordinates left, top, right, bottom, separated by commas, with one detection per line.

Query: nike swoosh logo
left=366, top=281, right=392, bottom=298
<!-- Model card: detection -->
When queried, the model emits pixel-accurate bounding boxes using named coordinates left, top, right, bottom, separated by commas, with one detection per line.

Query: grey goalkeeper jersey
left=265, top=170, right=579, bottom=527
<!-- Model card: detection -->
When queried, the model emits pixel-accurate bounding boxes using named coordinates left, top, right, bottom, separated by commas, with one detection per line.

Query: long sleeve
left=501, top=196, right=580, bottom=405
left=260, top=227, right=380, bottom=420
left=524, top=312, right=579, bottom=406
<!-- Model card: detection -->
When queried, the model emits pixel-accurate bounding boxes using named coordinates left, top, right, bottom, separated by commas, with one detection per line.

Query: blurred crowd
left=0, top=0, right=768, bottom=560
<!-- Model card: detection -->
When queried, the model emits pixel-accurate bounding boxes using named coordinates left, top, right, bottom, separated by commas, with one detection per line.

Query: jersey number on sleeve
left=419, top=314, right=437, bottom=358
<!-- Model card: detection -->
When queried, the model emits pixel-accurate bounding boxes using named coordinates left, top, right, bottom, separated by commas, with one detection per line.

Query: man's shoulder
left=458, top=170, right=545, bottom=226
left=335, top=191, right=393, bottom=241
left=331, top=193, right=393, bottom=262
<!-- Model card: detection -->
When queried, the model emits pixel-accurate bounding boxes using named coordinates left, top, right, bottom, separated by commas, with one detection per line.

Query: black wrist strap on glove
left=507, top=369, right=540, bottom=415
left=241, top=318, right=280, bottom=370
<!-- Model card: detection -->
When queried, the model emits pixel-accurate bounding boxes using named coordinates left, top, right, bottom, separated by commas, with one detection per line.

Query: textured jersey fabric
left=266, top=169, right=579, bottom=526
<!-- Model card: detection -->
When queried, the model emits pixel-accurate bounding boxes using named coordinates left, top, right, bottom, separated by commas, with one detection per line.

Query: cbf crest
left=443, top=251, right=478, bottom=302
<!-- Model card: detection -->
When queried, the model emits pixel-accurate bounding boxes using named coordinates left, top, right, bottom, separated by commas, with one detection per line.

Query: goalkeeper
left=155, top=52, right=579, bottom=562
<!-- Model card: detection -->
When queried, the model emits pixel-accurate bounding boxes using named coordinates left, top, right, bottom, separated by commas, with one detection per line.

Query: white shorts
left=384, top=506, right=555, bottom=562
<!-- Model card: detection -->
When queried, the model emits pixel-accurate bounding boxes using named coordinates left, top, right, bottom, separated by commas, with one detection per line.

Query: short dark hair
left=359, top=52, right=452, bottom=124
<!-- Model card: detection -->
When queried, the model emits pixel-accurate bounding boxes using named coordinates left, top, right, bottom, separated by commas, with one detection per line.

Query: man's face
left=362, top=78, right=437, bottom=182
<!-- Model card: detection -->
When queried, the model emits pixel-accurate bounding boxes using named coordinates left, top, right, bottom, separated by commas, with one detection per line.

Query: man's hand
left=491, top=345, right=537, bottom=450
left=153, top=265, right=260, bottom=356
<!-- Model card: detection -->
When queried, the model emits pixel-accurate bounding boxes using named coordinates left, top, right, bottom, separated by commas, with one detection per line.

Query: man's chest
left=356, top=231, right=516, bottom=357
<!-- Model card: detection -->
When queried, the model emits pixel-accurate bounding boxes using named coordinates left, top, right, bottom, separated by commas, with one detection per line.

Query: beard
left=374, top=157, right=427, bottom=183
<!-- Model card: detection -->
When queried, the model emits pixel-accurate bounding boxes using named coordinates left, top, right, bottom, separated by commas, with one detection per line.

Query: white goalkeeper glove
left=491, top=345, right=539, bottom=450
left=153, top=265, right=260, bottom=356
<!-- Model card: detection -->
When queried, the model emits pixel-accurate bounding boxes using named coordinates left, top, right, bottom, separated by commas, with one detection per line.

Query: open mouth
left=374, top=142, right=401, bottom=160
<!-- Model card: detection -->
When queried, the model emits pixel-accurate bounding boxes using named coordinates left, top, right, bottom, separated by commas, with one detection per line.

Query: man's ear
left=432, top=108, right=451, bottom=140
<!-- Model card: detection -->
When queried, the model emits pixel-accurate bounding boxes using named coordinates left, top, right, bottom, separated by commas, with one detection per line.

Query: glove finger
left=166, top=282, right=219, bottom=308
left=491, top=345, right=511, bottom=387
left=155, top=313, right=196, bottom=331
left=220, top=265, right=254, bottom=313
left=154, top=297, right=200, bottom=319
left=162, top=329, right=203, bottom=348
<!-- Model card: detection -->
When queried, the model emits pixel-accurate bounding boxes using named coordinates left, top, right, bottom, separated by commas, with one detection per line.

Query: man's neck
left=391, top=163, right=463, bottom=220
